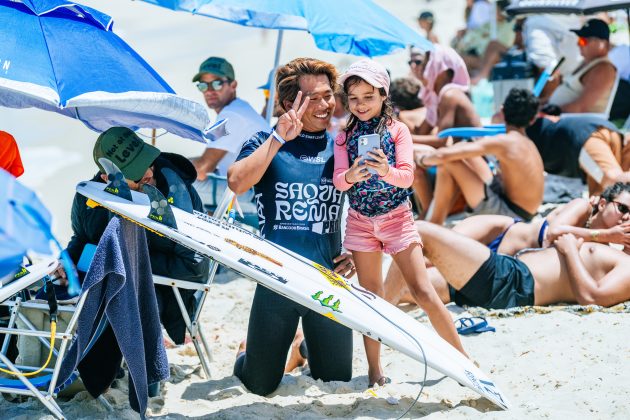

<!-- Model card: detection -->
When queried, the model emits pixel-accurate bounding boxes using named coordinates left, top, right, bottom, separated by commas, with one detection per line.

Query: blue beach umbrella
left=0, top=0, right=214, bottom=143
left=140, top=0, right=433, bottom=57
left=0, top=169, right=80, bottom=295
left=138, top=0, right=433, bottom=120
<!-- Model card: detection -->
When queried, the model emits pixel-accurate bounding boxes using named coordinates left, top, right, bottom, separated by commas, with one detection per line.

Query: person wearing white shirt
left=192, top=56, right=270, bottom=179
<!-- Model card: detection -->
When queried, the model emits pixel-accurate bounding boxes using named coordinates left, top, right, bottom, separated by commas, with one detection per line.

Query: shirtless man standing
left=418, top=88, right=544, bottom=225
left=417, top=221, right=630, bottom=309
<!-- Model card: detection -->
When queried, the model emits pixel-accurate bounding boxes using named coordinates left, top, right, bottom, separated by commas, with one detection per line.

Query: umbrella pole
left=265, top=30, right=284, bottom=123
left=151, top=128, right=157, bottom=146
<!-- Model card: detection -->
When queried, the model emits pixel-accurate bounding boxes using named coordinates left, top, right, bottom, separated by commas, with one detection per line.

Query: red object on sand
left=0, top=131, right=24, bottom=177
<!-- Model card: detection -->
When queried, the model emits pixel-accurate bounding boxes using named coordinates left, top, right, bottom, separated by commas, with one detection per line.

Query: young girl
left=333, top=59, right=467, bottom=387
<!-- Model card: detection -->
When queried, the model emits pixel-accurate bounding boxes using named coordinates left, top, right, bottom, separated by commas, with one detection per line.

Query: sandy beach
left=2, top=268, right=629, bottom=418
left=2, top=0, right=630, bottom=418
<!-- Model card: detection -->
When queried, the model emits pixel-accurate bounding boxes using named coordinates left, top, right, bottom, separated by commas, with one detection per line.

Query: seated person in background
left=416, top=45, right=480, bottom=148
left=0, top=130, right=24, bottom=177
left=522, top=14, right=581, bottom=102
left=390, top=77, right=426, bottom=134
left=453, top=0, right=514, bottom=84
left=418, top=11, right=439, bottom=44
left=394, top=221, right=630, bottom=310
left=413, top=45, right=492, bottom=218
left=385, top=182, right=630, bottom=305
left=407, top=47, right=434, bottom=136
left=547, top=19, right=617, bottom=115
left=527, top=110, right=629, bottom=195
left=192, top=57, right=269, bottom=180
left=67, top=127, right=210, bottom=344
left=418, top=88, right=544, bottom=225
left=470, top=11, right=524, bottom=86
left=390, top=77, right=430, bottom=216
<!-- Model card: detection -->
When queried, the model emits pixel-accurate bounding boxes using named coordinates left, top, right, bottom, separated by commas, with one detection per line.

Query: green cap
left=192, top=57, right=235, bottom=82
left=93, top=127, right=160, bottom=182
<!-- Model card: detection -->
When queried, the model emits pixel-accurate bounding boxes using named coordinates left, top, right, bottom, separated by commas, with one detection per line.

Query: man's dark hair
left=276, top=57, right=338, bottom=112
left=390, top=77, right=423, bottom=111
left=502, top=88, right=539, bottom=128
left=601, top=182, right=630, bottom=202
left=592, top=182, right=630, bottom=215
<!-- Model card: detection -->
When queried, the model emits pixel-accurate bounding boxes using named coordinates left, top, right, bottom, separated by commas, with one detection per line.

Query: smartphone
left=357, top=133, right=381, bottom=174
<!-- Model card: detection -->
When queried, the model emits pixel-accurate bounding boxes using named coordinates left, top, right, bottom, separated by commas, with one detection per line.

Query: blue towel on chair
left=58, top=217, right=169, bottom=416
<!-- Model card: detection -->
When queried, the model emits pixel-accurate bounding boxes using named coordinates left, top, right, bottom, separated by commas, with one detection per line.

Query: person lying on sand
left=385, top=182, right=630, bottom=305
left=388, top=221, right=630, bottom=310
left=450, top=182, right=630, bottom=256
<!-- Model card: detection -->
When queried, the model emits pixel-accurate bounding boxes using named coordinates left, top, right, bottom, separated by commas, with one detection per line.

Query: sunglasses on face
left=611, top=200, right=630, bottom=215
left=578, top=37, right=589, bottom=47
left=196, top=79, right=229, bottom=92
left=408, top=59, right=424, bottom=67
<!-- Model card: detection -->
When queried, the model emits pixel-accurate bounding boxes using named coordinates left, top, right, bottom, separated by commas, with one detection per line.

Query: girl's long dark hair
left=337, top=75, right=393, bottom=145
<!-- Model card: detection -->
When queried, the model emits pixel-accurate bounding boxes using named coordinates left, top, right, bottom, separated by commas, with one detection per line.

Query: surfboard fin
left=97, top=158, right=132, bottom=201
left=161, top=167, right=193, bottom=213
left=143, top=184, right=178, bottom=229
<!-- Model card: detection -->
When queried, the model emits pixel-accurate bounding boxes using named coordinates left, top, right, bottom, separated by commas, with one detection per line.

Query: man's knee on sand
left=233, top=355, right=283, bottom=396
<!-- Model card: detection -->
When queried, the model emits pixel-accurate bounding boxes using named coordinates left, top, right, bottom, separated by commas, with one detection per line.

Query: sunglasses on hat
left=196, top=79, right=229, bottom=92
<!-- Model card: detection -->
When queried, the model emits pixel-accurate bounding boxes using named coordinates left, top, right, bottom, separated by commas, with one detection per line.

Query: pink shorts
left=343, top=204, right=422, bottom=255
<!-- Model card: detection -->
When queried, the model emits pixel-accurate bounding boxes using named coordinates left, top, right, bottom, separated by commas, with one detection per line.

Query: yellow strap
left=0, top=321, right=56, bottom=377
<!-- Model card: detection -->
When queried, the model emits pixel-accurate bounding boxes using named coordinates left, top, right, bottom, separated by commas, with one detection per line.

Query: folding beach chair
left=153, top=183, right=249, bottom=379
left=0, top=253, right=111, bottom=419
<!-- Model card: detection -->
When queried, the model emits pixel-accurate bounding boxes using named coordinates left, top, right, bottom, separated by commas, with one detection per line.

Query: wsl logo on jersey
left=299, top=155, right=327, bottom=164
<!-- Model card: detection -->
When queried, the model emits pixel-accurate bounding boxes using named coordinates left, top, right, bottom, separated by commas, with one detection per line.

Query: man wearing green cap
left=66, top=127, right=210, bottom=345
left=191, top=56, right=269, bottom=183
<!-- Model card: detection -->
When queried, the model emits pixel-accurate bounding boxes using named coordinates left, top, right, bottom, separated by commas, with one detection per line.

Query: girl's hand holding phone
left=345, top=156, right=371, bottom=184
left=365, top=149, right=389, bottom=177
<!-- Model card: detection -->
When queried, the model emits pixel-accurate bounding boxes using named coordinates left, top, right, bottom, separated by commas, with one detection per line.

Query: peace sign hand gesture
left=275, top=91, right=310, bottom=142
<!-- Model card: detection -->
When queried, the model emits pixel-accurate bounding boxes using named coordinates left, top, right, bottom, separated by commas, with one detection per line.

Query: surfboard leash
left=345, top=288, right=428, bottom=419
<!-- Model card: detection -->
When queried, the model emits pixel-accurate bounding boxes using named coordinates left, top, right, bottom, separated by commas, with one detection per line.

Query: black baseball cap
left=418, top=11, right=434, bottom=22
left=571, top=19, right=610, bottom=41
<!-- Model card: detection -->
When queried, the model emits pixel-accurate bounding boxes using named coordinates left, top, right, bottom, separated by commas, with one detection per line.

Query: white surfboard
left=0, top=258, right=58, bottom=302
left=76, top=179, right=511, bottom=410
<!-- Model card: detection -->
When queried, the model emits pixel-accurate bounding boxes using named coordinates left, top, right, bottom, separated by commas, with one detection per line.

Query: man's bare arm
left=419, top=136, right=504, bottom=167
left=555, top=234, right=630, bottom=307
left=545, top=199, right=595, bottom=244
left=193, top=148, right=228, bottom=181
left=411, top=134, right=448, bottom=148
left=227, top=135, right=281, bottom=194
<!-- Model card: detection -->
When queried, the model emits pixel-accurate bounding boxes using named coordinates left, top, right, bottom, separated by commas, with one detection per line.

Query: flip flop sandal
left=455, top=316, right=496, bottom=335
